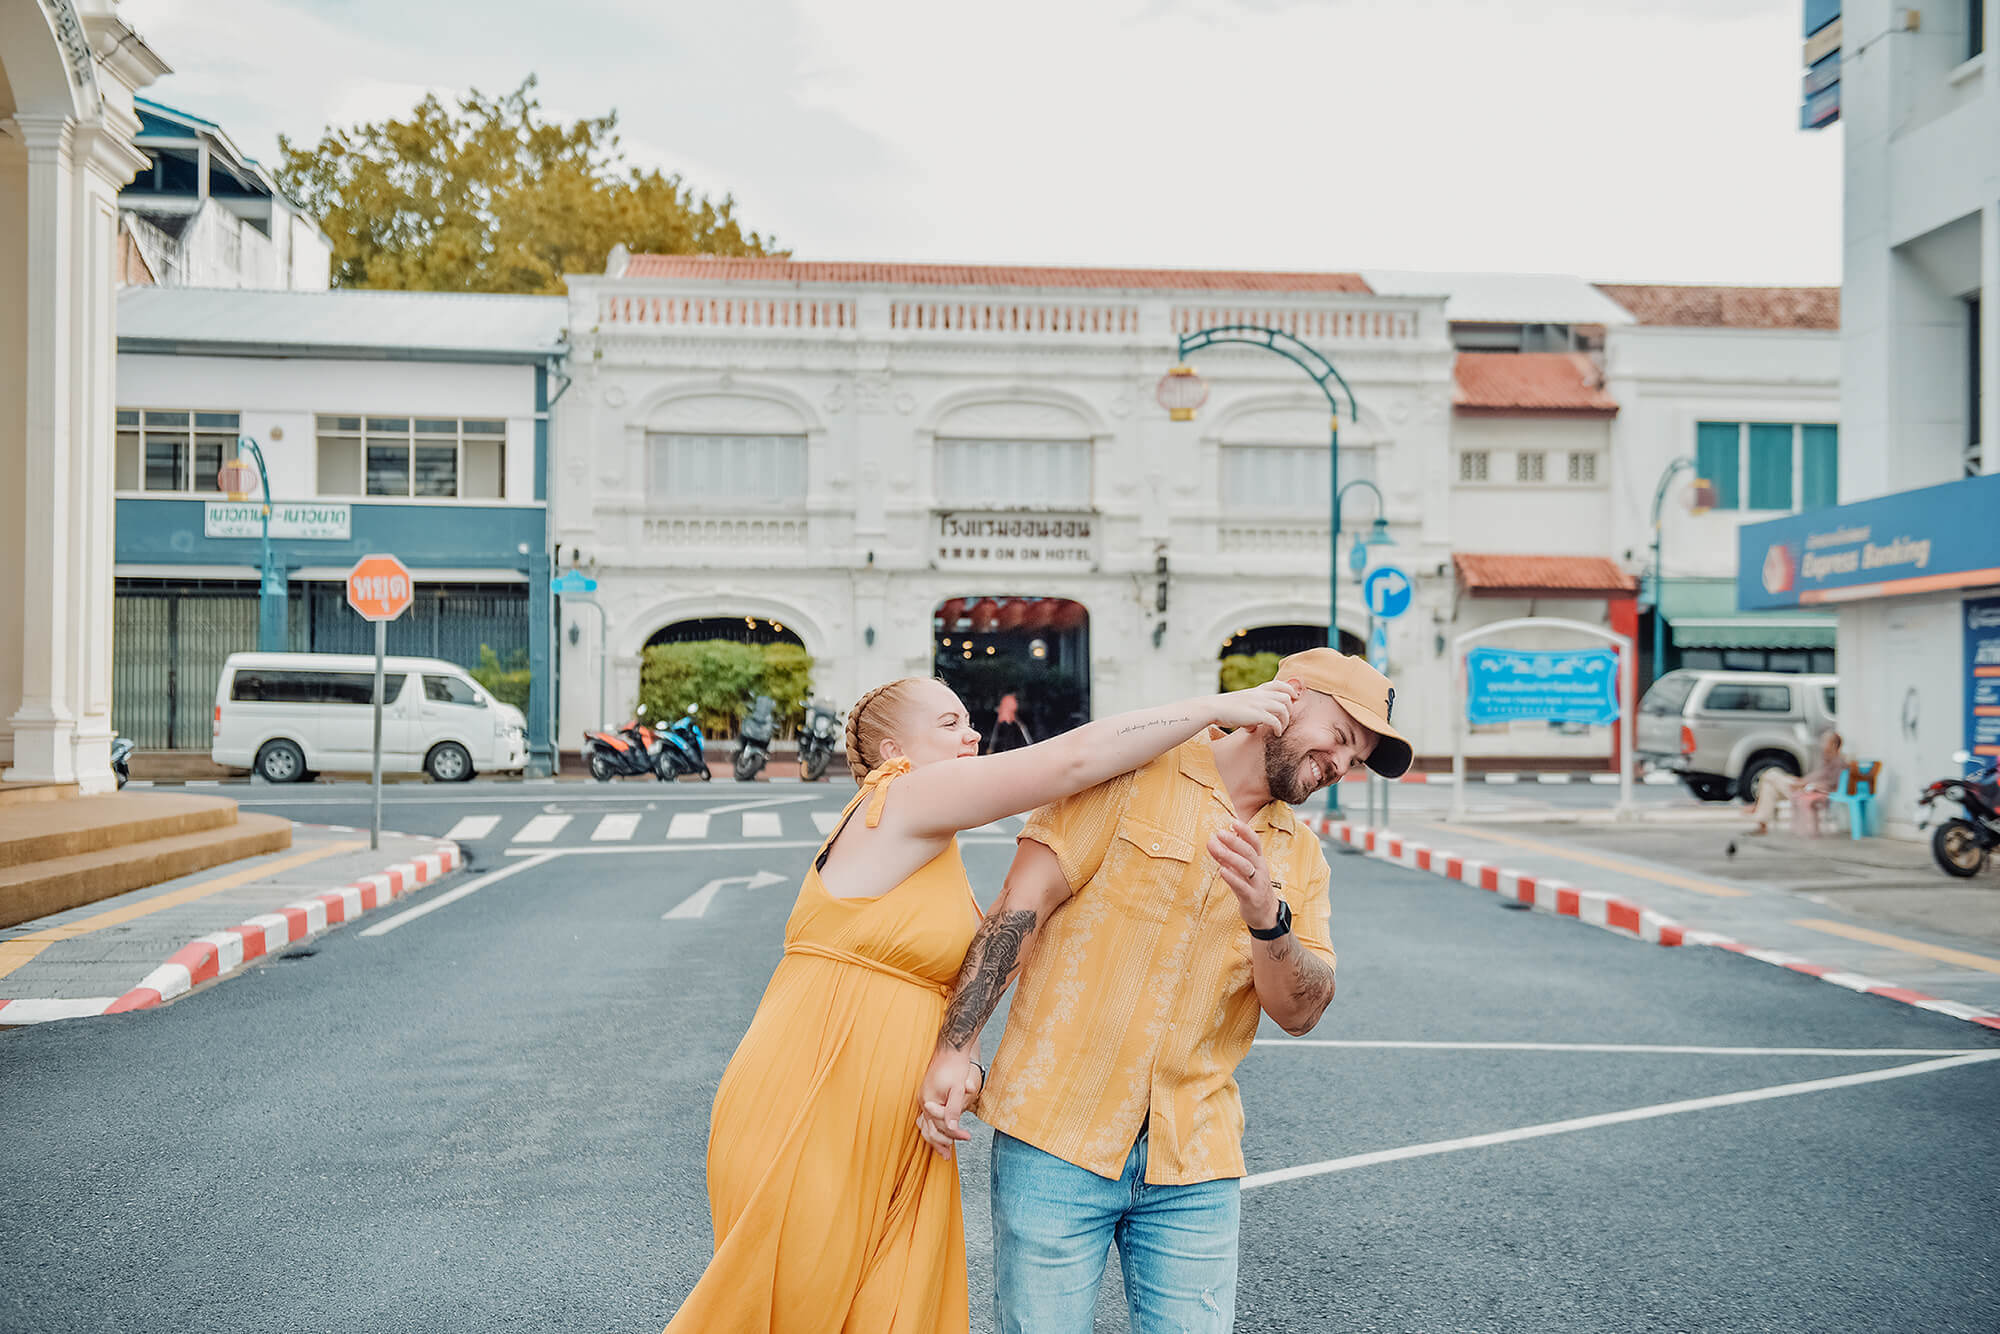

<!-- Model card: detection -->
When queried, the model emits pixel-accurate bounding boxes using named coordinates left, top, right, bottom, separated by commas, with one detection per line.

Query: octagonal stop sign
left=346, top=554, right=414, bottom=622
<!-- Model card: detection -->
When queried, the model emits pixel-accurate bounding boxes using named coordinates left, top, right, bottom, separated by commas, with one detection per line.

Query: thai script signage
left=934, top=512, right=1098, bottom=569
left=1465, top=648, right=1621, bottom=726
left=204, top=501, right=351, bottom=541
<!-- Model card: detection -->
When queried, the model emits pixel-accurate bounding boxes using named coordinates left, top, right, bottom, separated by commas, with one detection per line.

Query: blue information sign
left=550, top=570, right=598, bottom=595
left=1367, top=621, right=1390, bottom=675
left=1968, top=597, right=2000, bottom=765
left=1362, top=565, right=1414, bottom=620
left=1466, top=648, right=1620, bottom=726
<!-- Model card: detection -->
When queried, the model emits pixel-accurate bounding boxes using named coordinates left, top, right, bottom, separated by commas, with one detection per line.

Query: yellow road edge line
left=1789, top=917, right=2000, bottom=977
left=0, top=840, right=365, bottom=982
left=1428, top=821, right=1753, bottom=899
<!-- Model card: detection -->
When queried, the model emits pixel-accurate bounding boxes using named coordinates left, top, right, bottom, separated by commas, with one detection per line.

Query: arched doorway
left=933, top=597, right=1089, bottom=745
left=645, top=616, right=804, bottom=650
left=1217, top=623, right=1364, bottom=688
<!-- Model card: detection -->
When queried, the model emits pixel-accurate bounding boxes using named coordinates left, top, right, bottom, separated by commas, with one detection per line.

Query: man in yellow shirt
left=918, top=649, right=1412, bottom=1332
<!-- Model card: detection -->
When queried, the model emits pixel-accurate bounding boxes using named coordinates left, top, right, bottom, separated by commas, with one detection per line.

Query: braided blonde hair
left=844, top=677, right=930, bottom=782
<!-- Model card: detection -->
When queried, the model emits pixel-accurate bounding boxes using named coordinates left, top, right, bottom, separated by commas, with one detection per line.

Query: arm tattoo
left=1115, top=714, right=1192, bottom=737
left=1256, top=930, right=1337, bottom=1018
left=939, top=908, right=1039, bottom=1050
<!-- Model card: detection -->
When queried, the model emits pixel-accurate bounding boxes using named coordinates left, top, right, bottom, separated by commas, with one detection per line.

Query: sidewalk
left=0, top=823, right=459, bottom=1025
left=1318, top=811, right=2000, bottom=1026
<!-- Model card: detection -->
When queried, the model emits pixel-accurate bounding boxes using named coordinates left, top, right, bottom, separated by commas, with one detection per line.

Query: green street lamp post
left=222, top=436, right=286, bottom=651
left=1160, top=325, right=1368, bottom=814
left=1646, top=457, right=1716, bottom=686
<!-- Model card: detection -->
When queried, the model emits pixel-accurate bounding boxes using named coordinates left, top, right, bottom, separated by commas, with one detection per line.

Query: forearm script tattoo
left=940, top=909, right=1039, bottom=1050
left=1115, top=714, right=1192, bottom=737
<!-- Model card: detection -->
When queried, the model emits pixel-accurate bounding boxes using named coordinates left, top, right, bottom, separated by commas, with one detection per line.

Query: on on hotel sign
left=935, top=512, right=1098, bottom=570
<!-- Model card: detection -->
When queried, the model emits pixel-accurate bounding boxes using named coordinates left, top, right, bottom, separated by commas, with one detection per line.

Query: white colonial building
left=551, top=256, right=1848, bottom=771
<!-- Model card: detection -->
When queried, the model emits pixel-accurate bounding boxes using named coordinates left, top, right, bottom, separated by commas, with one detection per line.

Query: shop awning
left=1453, top=553, right=1638, bottom=599
left=1655, top=578, right=1835, bottom=649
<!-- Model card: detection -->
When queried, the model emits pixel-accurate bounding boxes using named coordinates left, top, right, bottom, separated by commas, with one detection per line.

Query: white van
left=212, top=652, right=528, bottom=783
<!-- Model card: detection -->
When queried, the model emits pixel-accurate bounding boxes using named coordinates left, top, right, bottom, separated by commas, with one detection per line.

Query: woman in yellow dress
left=663, top=674, right=1299, bottom=1333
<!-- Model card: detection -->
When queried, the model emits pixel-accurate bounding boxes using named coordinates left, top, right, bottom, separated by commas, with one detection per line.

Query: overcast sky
left=120, top=0, right=1843, bottom=285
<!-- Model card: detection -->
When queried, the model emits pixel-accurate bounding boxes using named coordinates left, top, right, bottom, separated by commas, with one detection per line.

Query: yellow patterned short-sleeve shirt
left=979, top=730, right=1335, bottom=1185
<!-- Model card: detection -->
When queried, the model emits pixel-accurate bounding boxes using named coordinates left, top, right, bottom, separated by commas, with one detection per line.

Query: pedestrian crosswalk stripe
left=514, top=814, right=572, bottom=843
left=742, top=811, right=783, bottom=838
left=592, top=813, right=642, bottom=842
left=812, top=810, right=841, bottom=835
left=445, top=814, right=502, bottom=841
left=667, top=813, right=711, bottom=840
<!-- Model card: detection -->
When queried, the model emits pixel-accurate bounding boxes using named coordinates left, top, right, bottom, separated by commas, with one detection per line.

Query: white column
left=1983, top=201, right=1999, bottom=474
left=4, top=115, right=78, bottom=786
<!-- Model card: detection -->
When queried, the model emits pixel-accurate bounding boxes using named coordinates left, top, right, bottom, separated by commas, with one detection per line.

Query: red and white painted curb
left=0, top=834, right=461, bottom=1026
left=1311, top=818, right=2000, bottom=1032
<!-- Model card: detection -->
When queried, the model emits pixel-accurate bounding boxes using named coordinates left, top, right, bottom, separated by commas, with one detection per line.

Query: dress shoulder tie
left=858, top=757, right=913, bottom=828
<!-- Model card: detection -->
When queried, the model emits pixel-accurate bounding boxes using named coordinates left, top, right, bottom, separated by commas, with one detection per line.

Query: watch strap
left=1248, top=898, right=1292, bottom=940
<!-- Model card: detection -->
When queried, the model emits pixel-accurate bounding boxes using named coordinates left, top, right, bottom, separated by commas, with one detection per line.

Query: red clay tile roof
left=1453, top=352, right=1618, bottom=414
left=1595, top=284, right=1839, bottom=330
left=1454, top=553, right=1639, bottom=598
left=619, top=255, right=1373, bottom=293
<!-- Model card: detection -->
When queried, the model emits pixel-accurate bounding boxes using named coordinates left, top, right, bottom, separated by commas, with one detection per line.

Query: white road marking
left=1535, top=773, right=1573, bottom=785
left=812, top=810, right=841, bottom=835
left=664, top=869, right=788, bottom=919
left=1242, top=1051, right=2000, bottom=1191
left=360, top=853, right=558, bottom=936
left=513, top=814, right=572, bottom=843
left=701, top=794, right=821, bottom=817
left=1643, top=771, right=1678, bottom=786
left=742, top=812, right=783, bottom=838
left=591, top=813, right=642, bottom=841
left=666, top=813, right=711, bottom=840
left=1483, top=773, right=1519, bottom=785
left=1588, top=773, right=1621, bottom=786
left=444, top=814, right=502, bottom=841
left=507, top=840, right=826, bottom=856
left=1253, top=1039, right=1988, bottom=1057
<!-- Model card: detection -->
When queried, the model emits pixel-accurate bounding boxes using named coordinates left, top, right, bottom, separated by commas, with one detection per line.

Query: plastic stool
left=1828, top=761, right=1881, bottom=840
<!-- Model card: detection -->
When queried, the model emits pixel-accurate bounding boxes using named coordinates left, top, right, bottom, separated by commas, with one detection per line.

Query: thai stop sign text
left=346, top=554, right=414, bottom=622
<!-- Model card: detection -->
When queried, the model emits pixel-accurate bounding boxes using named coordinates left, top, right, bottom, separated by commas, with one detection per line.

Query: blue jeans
left=990, top=1128, right=1240, bottom=1333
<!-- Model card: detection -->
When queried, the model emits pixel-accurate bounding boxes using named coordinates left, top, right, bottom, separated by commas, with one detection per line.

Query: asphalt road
left=4, top=784, right=1996, bottom=1333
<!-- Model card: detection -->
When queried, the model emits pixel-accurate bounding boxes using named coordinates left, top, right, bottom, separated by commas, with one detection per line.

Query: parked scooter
left=1917, top=750, right=2000, bottom=878
left=797, top=698, right=840, bottom=782
left=734, top=695, right=777, bottom=782
left=110, top=734, right=133, bottom=789
left=582, top=704, right=664, bottom=782
left=657, top=704, right=711, bottom=781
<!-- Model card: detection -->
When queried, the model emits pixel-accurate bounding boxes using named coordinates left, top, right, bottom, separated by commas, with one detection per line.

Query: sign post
left=550, top=569, right=605, bottom=729
left=346, top=554, right=415, bottom=849
left=1360, top=565, right=1410, bottom=829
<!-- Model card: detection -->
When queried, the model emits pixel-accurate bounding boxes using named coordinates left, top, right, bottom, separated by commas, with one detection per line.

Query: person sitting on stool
left=1749, top=729, right=1844, bottom=836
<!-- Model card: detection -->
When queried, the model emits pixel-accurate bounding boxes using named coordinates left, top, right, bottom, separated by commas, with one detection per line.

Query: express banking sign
left=1736, top=473, right=2000, bottom=611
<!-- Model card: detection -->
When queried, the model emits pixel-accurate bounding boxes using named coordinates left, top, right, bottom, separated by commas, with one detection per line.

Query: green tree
left=638, top=641, right=815, bottom=737
left=469, top=644, right=532, bottom=712
left=275, top=76, right=779, bottom=293
left=1219, top=652, right=1282, bottom=693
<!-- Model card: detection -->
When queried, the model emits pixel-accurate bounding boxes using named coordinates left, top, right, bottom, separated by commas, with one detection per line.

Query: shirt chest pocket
left=1101, top=818, right=1202, bottom=924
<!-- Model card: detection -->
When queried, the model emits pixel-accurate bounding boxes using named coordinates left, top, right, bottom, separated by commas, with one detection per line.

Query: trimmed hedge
left=471, top=644, right=532, bottom=712
left=1219, top=652, right=1282, bottom=693
left=639, top=640, right=815, bottom=737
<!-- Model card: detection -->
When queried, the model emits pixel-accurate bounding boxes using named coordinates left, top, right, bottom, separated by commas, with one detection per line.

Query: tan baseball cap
left=1271, top=648, right=1413, bottom=779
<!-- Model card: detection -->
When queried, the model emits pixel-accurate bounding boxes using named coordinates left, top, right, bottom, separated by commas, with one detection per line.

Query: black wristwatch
left=1248, top=898, right=1293, bottom=941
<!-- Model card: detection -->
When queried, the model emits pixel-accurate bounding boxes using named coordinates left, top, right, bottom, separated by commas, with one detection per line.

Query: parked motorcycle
left=798, top=698, right=840, bottom=782
left=657, top=704, right=711, bottom=781
left=582, top=704, right=665, bottom=782
left=734, top=695, right=777, bottom=782
left=110, top=734, right=133, bottom=789
left=1916, top=750, right=2000, bottom=878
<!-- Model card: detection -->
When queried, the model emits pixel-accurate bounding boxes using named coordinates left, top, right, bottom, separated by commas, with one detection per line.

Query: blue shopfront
left=1740, top=473, right=2000, bottom=816
left=114, top=497, right=552, bottom=766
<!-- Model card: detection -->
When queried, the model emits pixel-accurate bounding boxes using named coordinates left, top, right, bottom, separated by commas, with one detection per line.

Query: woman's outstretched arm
left=884, top=680, right=1298, bottom=841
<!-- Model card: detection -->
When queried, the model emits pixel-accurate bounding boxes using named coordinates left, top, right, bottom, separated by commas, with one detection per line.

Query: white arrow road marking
left=362, top=853, right=558, bottom=936
left=701, top=794, right=822, bottom=816
left=742, top=812, right=783, bottom=838
left=665, top=869, right=788, bottom=920
left=444, top=814, right=501, bottom=840
left=812, top=810, right=841, bottom=835
left=514, top=814, right=572, bottom=843
left=591, top=813, right=642, bottom=841
left=666, top=813, right=711, bottom=840
left=1242, top=1051, right=2000, bottom=1191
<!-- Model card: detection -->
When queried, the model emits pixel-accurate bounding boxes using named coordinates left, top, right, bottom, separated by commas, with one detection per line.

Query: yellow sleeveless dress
left=664, top=760, right=984, bottom=1333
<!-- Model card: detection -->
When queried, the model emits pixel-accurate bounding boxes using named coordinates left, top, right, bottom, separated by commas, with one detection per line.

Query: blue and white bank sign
left=1465, top=648, right=1620, bottom=726
left=1738, top=472, right=2000, bottom=611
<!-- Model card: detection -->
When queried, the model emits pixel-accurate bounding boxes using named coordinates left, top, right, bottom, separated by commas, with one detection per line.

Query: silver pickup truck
left=1636, top=669, right=1839, bottom=802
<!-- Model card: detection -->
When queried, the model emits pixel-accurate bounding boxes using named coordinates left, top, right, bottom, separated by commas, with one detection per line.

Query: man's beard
left=1261, top=730, right=1323, bottom=806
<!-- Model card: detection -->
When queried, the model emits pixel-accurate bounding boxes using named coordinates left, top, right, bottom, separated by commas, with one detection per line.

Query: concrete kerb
left=0, top=824, right=462, bottom=1026
left=1310, top=817, right=2000, bottom=1033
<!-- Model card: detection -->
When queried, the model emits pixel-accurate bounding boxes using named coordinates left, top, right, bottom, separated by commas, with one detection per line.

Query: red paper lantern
left=996, top=599, right=1032, bottom=632
left=936, top=598, right=966, bottom=627
left=970, top=598, right=1002, bottom=633
left=1046, top=599, right=1087, bottom=631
